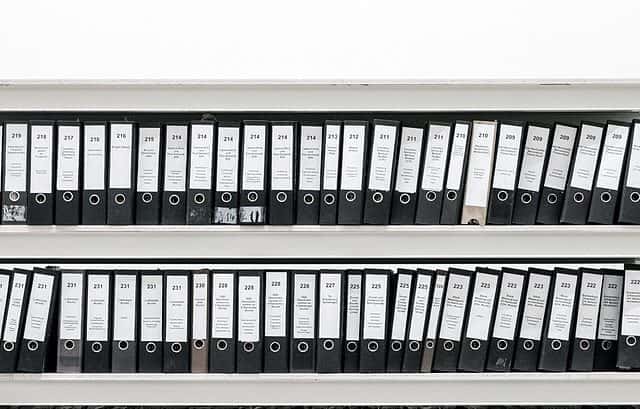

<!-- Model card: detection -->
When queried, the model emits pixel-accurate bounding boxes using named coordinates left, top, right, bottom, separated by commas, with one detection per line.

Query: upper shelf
left=0, top=225, right=636, bottom=260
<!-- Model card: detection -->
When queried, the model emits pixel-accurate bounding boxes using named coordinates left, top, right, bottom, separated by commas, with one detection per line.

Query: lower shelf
left=1, top=372, right=638, bottom=405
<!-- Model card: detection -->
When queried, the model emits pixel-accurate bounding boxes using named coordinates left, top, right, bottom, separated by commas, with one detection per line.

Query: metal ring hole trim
left=391, top=340, right=402, bottom=352
left=426, top=191, right=437, bottom=202
left=64, top=340, right=75, bottom=351
left=276, top=191, right=288, bottom=203
left=574, top=192, right=584, bottom=203
left=221, top=192, right=232, bottom=203
left=631, top=191, right=640, bottom=203
left=27, top=340, right=38, bottom=351
left=523, top=339, right=535, bottom=351
left=247, top=191, right=258, bottom=203
left=546, top=192, right=558, bottom=204
left=216, top=340, right=228, bottom=351
left=114, top=193, right=126, bottom=205
left=469, top=339, right=481, bottom=351
left=63, top=191, right=74, bottom=203
left=601, top=191, right=612, bottom=203
left=497, top=190, right=508, bottom=202
left=399, top=193, right=411, bottom=204
left=243, top=342, right=255, bottom=353
left=345, top=191, right=357, bottom=202
left=171, top=342, right=182, bottom=353
left=346, top=341, right=358, bottom=352
left=194, top=193, right=206, bottom=205
left=551, top=339, right=562, bottom=351
left=323, top=339, right=335, bottom=351
left=269, top=341, right=281, bottom=353
left=35, top=193, right=47, bottom=204
left=323, top=193, right=335, bottom=205
left=8, top=191, right=20, bottom=202
left=372, top=191, right=384, bottom=204
left=446, top=190, right=457, bottom=201
left=626, top=336, right=637, bottom=347
left=425, top=339, right=435, bottom=349
left=367, top=340, right=379, bottom=353
left=118, top=340, right=129, bottom=351
left=303, top=193, right=314, bottom=205
left=579, top=339, right=591, bottom=351
left=601, top=340, right=613, bottom=351
left=521, top=192, right=532, bottom=204
left=145, top=342, right=157, bottom=354
left=193, top=339, right=205, bottom=350
left=297, top=341, right=310, bottom=353
left=91, top=342, right=102, bottom=353
left=88, top=193, right=100, bottom=205
left=497, top=339, right=508, bottom=351
left=443, top=340, right=455, bottom=352
left=169, top=194, right=180, bottom=206
left=2, top=341, right=14, bottom=352
left=141, top=192, right=153, bottom=204
left=408, top=340, right=420, bottom=352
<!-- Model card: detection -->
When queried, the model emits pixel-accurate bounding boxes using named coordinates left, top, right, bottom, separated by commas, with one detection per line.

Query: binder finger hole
left=35, top=193, right=47, bottom=204
left=276, top=191, right=288, bottom=203
left=141, top=192, right=153, bottom=204
left=601, top=340, right=612, bottom=351
left=600, top=191, right=612, bottom=203
left=626, top=336, right=637, bottom=347
left=551, top=339, right=562, bottom=351
left=91, top=342, right=102, bottom=353
left=573, top=192, right=584, bottom=203
left=63, top=191, right=74, bottom=203
left=27, top=340, right=39, bottom=351
left=323, top=193, right=335, bottom=205
left=523, top=339, right=535, bottom=351
left=247, top=191, right=258, bottom=203
left=399, top=193, right=411, bottom=205
left=88, top=193, right=100, bottom=206
left=345, top=191, right=357, bottom=202
left=443, top=340, right=455, bottom=352
left=8, top=191, right=20, bottom=202
left=346, top=341, right=358, bottom=352
left=408, top=340, right=420, bottom=352
left=546, top=192, right=558, bottom=204
left=297, top=341, right=310, bottom=353
left=145, top=342, right=157, bottom=354
left=118, top=340, right=129, bottom=351
left=2, top=341, right=13, bottom=352
left=631, top=191, right=640, bottom=203
left=323, top=339, right=335, bottom=351
left=171, top=342, right=182, bottom=353
left=391, top=340, right=403, bottom=352
left=193, top=339, right=205, bottom=350
left=446, top=190, right=457, bottom=201
left=303, top=193, right=314, bottom=205
left=497, top=339, right=508, bottom=351
left=169, top=194, right=180, bottom=206
left=114, top=193, right=126, bottom=205
left=64, top=340, right=75, bottom=351
left=469, top=339, right=481, bottom=351
left=216, top=340, right=228, bottom=351
left=221, top=192, right=232, bottom=203
left=425, top=191, right=437, bottom=202
left=194, top=193, right=206, bottom=205
left=367, top=340, right=379, bottom=353
left=497, top=190, right=508, bottom=202
left=425, top=339, right=435, bottom=349
left=520, top=192, right=532, bottom=204
left=269, top=341, right=281, bottom=353
left=579, top=339, right=591, bottom=351
left=372, top=191, right=384, bottom=204
left=243, top=342, right=255, bottom=353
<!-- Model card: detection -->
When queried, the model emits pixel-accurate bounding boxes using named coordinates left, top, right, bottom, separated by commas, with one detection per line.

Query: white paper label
left=190, top=273, right=208, bottom=340
left=570, top=124, right=604, bottom=190
left=394, top=127, right=424, bottom=194
left=345, top=274, right=362, bottom=341
left=270, top=125, right=295, bottom=191
left=492, top=124, right=523, bottom=190
left=299, top=125, right=323, bottom=191
left=368, top=124, right=398, bottom=191
left=216, top=127, right=240, bottom=192
left=0, top=275, right=10, bottom=335
left=391, top=273, right=413, bottom=340
left=598, top=274, right=623, bottom=340
left=165, top=275, right=188, bottom=342
left=59, top=272, right=84, bottom=340
left=2, top=273, right=27, bottom=343
left=463, top=121, right=497, bottom=207
left=446, top=122, right=471, bottom=191
left=574, top=272, right=603, bottom=340
left=622, top=269, right=640, bottom=336
left=164, top=125, right=188, bottom=192
left=30, top=124, right=54, bottom=193
left=242, top=124, right=266, bottom=191
left=263, top=271, right=287, bottom=338
left=319, top=272, right=342, bottom=339
left=136, top=127, right=161, bottom=192
left=86, top=274, right=110, bottom=342
left=517, top=125, right=550, bottom=191
left=22, top=273, right=54, bottom=342
left=492, top=272, right=525, bottom=340
left=140, top=275, right=163, bottom=342
left=519, top=272, right=552, bottom=340
left=596, top=123, right=630, bottom=190
left=544, top=124, right=577, bottom=190
left=421, top=123, right=451, bottom=192
left=113, top=275, right=137, bottom=341
left=237, top=275, right=260, bottom=342
left=626, top=123, right=640, bottom=188
left=56, top=125, right=81, bottom=190
left=322, top=124, right=341, bottom=190
left=211, top=273, right=235, bottom=339
left=109, top=123, right=133, bottom=189
left=408, top=273, right=432, bottom=341
left=547, top=272, right=578, bottom=341
left=465, top=272, right=499, bottom=341
left=83, top=125, right=106, bottom=190
left=363, top=273, right=388, bottom=340
left=4, top=124, right=28, bottom=191
left=189, top=124, right=215, bottom=190
left=426, top=274, right=446, bottom=339
left=293, top=274, right=316, bottom=339
left=439, top=273, right=471, bottom=341
left=340, top=124, right=366, bottom=191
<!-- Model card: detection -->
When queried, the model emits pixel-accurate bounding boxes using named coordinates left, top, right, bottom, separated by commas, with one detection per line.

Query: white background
left=1, top=0, right=639, bottom=82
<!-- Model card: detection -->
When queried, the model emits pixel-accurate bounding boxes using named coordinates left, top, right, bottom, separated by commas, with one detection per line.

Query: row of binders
left=1, top=119, right=640, bottom=225
left=3, top=264, right=640, bottom=373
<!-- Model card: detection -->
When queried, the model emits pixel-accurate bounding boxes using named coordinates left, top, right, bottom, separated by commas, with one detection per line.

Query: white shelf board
left=0, top=225, right=636, bottom=260
left=1, top=372, right=639, bottom=406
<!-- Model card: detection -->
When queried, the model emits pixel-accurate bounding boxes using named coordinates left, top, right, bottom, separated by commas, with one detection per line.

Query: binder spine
left=594, top=270, right=623, bottom=370
left=239, top=121, right=269, bottom=225
left=27, top=121, right=55, bottom=225
left=316, top=270, right=344, bottom=373
left=135, top=125, right=162, bottom=225
left=420, top=272, right=447, bottom=372
left=343, top=270, right=362, bottom=373
left=163, top=271, right=191, bottom=373
left=569, top=270, right=603, bottom=372
left=236, top=270, right=264, bottom=373
left=214, top=124, right=241, bottom=225
left=386, top=270, right=415, bottom=372
left=263, top=270, right=289, bottom=373
left=57, top=270, right=85, bottom=373
left=190, top=271, right=209, bottom=372
left=390, top=125, right=426, bottom=225
left=161, top=124, right=189, bottom=225
left=209, top=271, right=236, bottom=373
left=359, top=269, right=391, bottom=373
left=3, top=122, right=30, bottom=225
left=186, top=121, right=216, bottom=225
left=83, top=272, right=112, bottom=373
left=440, top=121, right=472, bottom=224
left=107, top=121, right=136, bottom=225
left=138, top=272, right=164, bottom=373
left=617, top=266, right=640, bottom=369
left=269, top=121, right=297, bottom=225
left=290, top=271, right=317, bottom=372
left=401, top=270, right=433, bottom=372
left=296, top=124, right=323, bottom=225
left=111, top=271, right=138, bottom=373
left=319, top=121, right=342, bottom=225
left=338, top=120, right=369, bottom=225
left=81, top=122, right=107, bottom=225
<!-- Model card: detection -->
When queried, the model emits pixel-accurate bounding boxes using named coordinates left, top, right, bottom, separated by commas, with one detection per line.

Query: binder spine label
left=3, top=273, right=27, bottom=343
left=596, top=123, right=630, bottom=190
left=216, top=127, right=240, bottom=192
left=136, top=127, right=161, bottom=192
left=189, top=124, right=215, bottom=190
left=165, top=275, right=188, bottom=342
left=345, top=274, right=362, bottom=341
left=113, top=275, right=137, bottom=341
left=211, top=273, right=234, bottom=339
left=5, top=124, right=28, bottom=191
left=517, top=126, right=551, bottom=191
left=322, top=124, right=341, bottom=191
left=192, top=273, right=208, bottom=340
left=440, top=273, right=471, bottom=341
left=318, top=273, right=341, bottom=339
left=464, top=121, right=497, bottom=206
left=363, top=274, right=388, bottom=340
left=109, top=124, right=134, bottom=189
left=23, top=273, right=54, bottom=342
left=421, top=124, right=451, bottom=192
left=271, top=125, right=294, bottom=191
left=445, top=123, right=470, bottom=191
left=575, top=272, right=603, bottom=340
left=570, top=124, right=604, bottom=190
left=59, top=273, right=84, bottom=341
left=426, top=274, right=446, bottom=339
left=164, top=126, right=188, bottom=192
left=519, top=273, right=551, bottom=340
left=622, top=269, right=640, bottom=336
left=299, top=126, right=323, bottom=191
left=626, top=123, right=640, bottom=188
left=84, top=125, right=106, bottom=190
left=466, top=272, right=498, bottom=341
left=86, top=275, right=109, bottom=342
left=0, top=275, right=10, bottom=333
left=492, top=124, right=523, bottom=190
left=242, top=125, right=266, bottom=191
left=408, top=273, right=431, bottom=341
left=492, top=272, right=524, bottom=340
left=140, top=275, right=163, bottom=342
left=340, top=124, right=366, bottom=191
left=598, top=274, right=623, bottom=340
left=293, top=274, right=316, bottom=339
left=57, top=126, right=81, bottom=191
left=390, top=274, right=412, bottom=340
left=264, top=271, right=287, bottom=338
left=394, top=127, right=424, bottom=194
left=547, top=273, right=578, bottom=341
left=30, top=125, right=54, bottom=193
left=544, top=124, right=577, bottom=190
left=237, top=275, right=260, bottom=343
left=368, top=124, right=397, bottom=191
